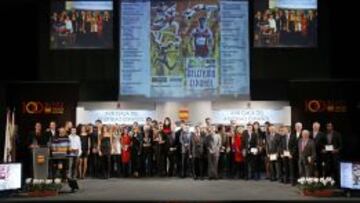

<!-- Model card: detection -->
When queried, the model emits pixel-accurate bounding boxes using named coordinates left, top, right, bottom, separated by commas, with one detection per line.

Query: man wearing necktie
left=244, top=123, right=259, bottom=180
left=280, top=126, right=297, bottom=185
left=298, top=130, right=316, bottom=177
left=322, top=122, right=342, bottom=184
left=266, top=125, right=281, bottom=181
left=310, top=122, right=326, bottom=178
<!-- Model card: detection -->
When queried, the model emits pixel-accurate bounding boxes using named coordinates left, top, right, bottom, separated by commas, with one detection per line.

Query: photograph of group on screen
left=50, top=1, right=113, bottom=49
left=353, top=164, right=360, bottom=186
left=254, top=0, right=317, bottom=47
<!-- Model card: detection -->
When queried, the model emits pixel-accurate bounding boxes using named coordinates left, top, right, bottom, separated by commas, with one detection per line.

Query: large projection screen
left=120, top=0, right=250, bottom=100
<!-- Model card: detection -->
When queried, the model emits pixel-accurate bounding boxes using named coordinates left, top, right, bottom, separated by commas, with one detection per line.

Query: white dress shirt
left=69, top=134, right=82, bottom=157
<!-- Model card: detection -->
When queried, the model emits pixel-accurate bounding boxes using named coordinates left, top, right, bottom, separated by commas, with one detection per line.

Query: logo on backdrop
left=22, top=101, right=65, bottom=114
left=305, top=100, right=347, bottom=113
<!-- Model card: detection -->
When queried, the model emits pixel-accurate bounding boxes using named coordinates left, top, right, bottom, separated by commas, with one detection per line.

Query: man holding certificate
left=266, top=125, right=281, bottom=182
left=243, top=123, right=259, bottom=180
left=298, top=130, right=316, bottom=178
left=322, top=122, right=342, bottom=183
left=280, top=126, right=298, bottom=185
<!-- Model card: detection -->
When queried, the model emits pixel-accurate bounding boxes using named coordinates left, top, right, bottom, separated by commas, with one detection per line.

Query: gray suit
left=180, top=131, right=192, bottom=177
left=298, top=138, right=316, bottom=177
left=266, top=133, right=281, bottom=180
left=207, top=133, right=222, bottom=179
left=190, top=133, right=205, bottom=178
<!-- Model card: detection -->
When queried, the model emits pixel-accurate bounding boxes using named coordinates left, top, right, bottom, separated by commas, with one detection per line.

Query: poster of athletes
left=150, top=0, right=220, bottom=98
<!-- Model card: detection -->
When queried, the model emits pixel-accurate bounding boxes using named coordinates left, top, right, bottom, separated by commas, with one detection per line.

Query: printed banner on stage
left=212, top=108, right=291, bottom=125
left=78, top=109, right=155, bottom=124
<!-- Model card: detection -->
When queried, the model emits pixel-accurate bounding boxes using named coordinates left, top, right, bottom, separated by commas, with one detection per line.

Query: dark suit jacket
left=175, top=129, right=182, bottom=156
left=298, top=138, right=316, bottom=163
left=310, top=131, right=326, bottom=156
left=266, top=133, right=281, bottom=154
left=324, top=131, right=342, bottom=152
left=190, top=133, right=205, bottom=158
left=45, top=130, right=57, bottom=146
left=280, top=133, right=298, bottom=157
left=243, top=131, right=258, bottom=153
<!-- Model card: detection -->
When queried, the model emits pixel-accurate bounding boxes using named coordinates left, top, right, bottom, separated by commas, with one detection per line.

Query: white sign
left=212, top=108, right=291, bottom=125
left=276, top=0, right=317, bottom=9
left=77, top=109, right=155, bottom=125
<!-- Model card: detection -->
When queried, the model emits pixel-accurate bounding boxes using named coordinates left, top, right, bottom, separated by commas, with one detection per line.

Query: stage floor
left=5, top=178, right=360, bottom=201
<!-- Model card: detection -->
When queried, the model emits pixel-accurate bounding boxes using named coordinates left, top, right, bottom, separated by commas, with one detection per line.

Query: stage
left=5, top=178, right=359, bottom=201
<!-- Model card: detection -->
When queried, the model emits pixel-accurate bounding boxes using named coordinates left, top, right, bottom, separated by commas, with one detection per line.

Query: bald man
left=298, top=130, right=316, bottom=177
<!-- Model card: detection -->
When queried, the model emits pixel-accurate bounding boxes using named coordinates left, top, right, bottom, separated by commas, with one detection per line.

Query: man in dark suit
left=298, top=130, right=316, bottom=177
left=280, top=126, right=298, bottom=184
left=244, top=123, right=259, bottom=180
left=266, top=125, right=281, bottom=181
left=310, top=122, right=326, bottom=178
left=322, top=122, right=342, bottom=183
left=291, top=122, right=303, bottom=184
left=45, top=121, right=57, bottom=144
left=174, top=121, right=184, bottom=177
left=45, top=121, right=58, bottom=178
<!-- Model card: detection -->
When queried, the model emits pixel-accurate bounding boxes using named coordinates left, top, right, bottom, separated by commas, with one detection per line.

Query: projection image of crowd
left=50, top=1, right=113, bottom=49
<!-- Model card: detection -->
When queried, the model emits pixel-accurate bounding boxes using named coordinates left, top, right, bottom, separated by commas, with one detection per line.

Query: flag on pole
left=3, top=109, right=11, bottom=163
left=3, top=108, right=15, bottom=163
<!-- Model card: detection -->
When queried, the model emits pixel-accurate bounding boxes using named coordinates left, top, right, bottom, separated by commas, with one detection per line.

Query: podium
left=32, top=147, right=50, bottom=179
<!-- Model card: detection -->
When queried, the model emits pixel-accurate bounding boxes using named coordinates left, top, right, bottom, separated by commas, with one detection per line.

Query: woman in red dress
left=121, top=127, right=132, bottom=177
left=232, top=126, right=245, bottom=179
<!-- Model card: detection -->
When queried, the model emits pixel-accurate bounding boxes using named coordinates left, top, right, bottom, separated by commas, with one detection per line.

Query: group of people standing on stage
left=254, top=9, right=317, bottom=46
left=50, top=10, right=112, bottom=48
left=24, top=117, right=342, bottom=187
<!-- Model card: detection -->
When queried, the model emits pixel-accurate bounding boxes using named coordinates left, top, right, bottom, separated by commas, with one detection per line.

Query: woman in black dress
left=78, top=124, right=90, bottom=179
left=99, top=125, right=112, bottom=179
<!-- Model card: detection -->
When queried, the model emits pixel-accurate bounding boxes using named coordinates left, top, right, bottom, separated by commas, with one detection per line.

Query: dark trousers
left=111, top=155, right=122, bottom=177
left=192, top=157, right=203, bottom=179
left=181, top=152, right=189, bottom=177
left=132, top=152, right=142, bottom=175
left=176, top=151, right=182, bottom=177
left=233, top=161, right=246, bottom=179
left=89, top=152, right=100, bottom=178
left=269, top=160, right=280, bottom=181
left=208, top=154, right=219, bottom=179
left=51, top=159, right=69, bottom=180
left=167, top=152, right=176, bottom=177
left=218, top=152, right=229, bottom=178
left=282, top=157, right=295, bottom=183
left=202, top=153, right=208, bottom=178
left=122, top=162, right=130, bottom=177
left=246, top=154, right=259, bottom=179
left=157, top=150, right=167, bottom=176
left=101, top=154, right=111, bottom=179
left=324, top=153, right=339, bottom=182
left=314, top=157, right=324, bottom=178
left=142, top=152, right=153, bottom=177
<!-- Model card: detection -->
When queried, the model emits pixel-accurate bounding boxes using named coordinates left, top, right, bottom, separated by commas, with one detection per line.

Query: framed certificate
left=325, top=145, right=334, bottom=151
left=284, top=150, right=291, bottom=157
left=250, top=148, right=258, bottom=155
left=307, top=156, right=312, bottom=163
left=270, top=154, right=278, bottom=161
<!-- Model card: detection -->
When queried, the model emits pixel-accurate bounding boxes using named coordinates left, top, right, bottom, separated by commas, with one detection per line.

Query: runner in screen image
left=191, top=16, right=213, bottom=58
